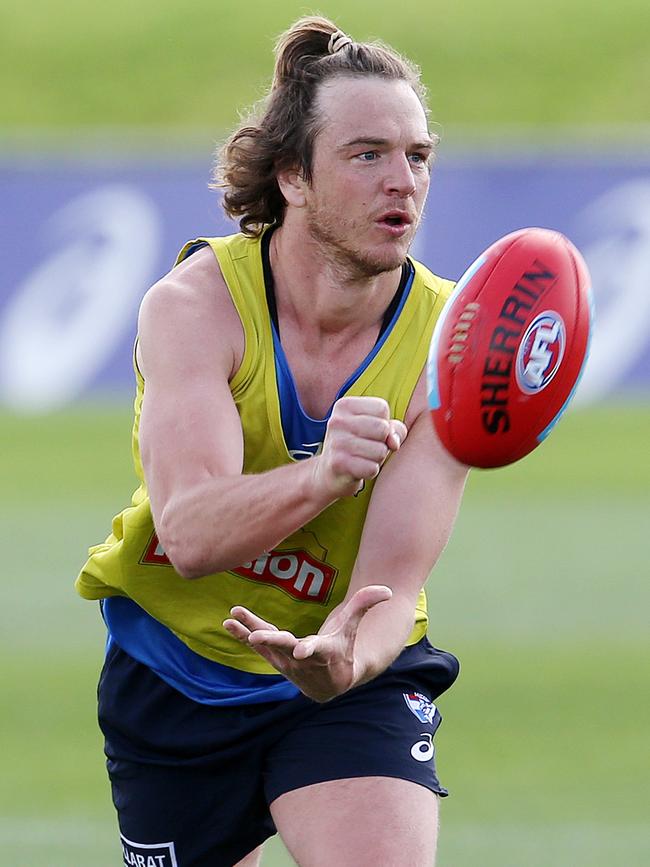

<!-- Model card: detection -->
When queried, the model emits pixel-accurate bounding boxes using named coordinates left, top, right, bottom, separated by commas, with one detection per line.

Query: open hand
left=223, top=584, right=392, bottom=702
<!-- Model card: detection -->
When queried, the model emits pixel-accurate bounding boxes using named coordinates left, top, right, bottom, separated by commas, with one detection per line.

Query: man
left=77, top=16, right=468, bottom=867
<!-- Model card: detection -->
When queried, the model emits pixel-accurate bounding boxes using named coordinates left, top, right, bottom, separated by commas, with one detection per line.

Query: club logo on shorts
left=120, top=833, right=178, bottom=867
left=403, top=691, right=437, bottom=725
left=515, top=310, right=566, bottom=394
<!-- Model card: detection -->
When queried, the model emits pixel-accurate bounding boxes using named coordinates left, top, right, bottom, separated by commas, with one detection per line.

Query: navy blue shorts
left=98, top=638, right=459, bottom=867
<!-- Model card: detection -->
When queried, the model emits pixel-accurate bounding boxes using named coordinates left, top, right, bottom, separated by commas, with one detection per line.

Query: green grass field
left=2, top=0, right=649, bottom=136
left=1, top=404, right=648, bottom=865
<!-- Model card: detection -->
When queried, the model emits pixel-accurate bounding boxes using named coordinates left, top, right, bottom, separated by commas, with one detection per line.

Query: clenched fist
left=311, top=396, right=407, bottom=499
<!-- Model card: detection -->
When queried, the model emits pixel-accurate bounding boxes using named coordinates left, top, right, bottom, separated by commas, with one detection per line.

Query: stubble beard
left=305, top=202, right=415, bottom=280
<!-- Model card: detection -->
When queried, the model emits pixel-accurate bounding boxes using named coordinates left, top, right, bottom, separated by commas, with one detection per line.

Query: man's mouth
left=377, top=210, right=412, bottom=227
left=376, top=210, right=412, bottom=236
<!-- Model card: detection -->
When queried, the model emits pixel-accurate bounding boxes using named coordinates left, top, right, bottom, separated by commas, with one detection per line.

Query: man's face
left=303, top=75, right=433, bottom=278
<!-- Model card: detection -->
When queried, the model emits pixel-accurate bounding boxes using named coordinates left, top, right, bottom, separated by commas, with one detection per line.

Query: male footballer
left=77, top=16, right=468, bottom=867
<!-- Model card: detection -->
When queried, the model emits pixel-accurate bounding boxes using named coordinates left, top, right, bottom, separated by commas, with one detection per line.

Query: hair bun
left=327, top=31, right=353, bottom=54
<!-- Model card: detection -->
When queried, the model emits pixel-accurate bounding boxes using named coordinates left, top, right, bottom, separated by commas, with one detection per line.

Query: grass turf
left=2, top=1, right=649, bottom=133
left=0, top=403, right=648, bottom=864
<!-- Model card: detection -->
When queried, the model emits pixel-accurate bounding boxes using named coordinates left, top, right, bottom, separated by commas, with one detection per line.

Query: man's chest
left=284, top=340, right=376, bottom=419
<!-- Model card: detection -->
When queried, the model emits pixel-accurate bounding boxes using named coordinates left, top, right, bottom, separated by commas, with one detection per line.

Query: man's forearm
left=345, top=593, right=418, bottom=690
left=158, top=459, right=334, bottom=579
left=149, top=396, right=404, bottom=580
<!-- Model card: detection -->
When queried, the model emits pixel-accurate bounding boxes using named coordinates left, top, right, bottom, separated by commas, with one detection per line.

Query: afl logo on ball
left=516, top=311, right=566, bottom=394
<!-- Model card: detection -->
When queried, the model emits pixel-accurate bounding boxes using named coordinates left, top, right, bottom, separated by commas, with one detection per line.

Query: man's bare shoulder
left=138, top=245, right=244, bottom=380
left=141, top=245, right=228, bottom=318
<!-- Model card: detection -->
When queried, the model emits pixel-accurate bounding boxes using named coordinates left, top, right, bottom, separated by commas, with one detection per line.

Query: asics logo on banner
left=516, top=310, right=566, bottom=394
left=403, top=691, right=437, bottom=725
left=232, top=549, right=337, bottom=603
left=411, top=732, right=435, bottom=762
left=120, top=834, right=178, bottom=867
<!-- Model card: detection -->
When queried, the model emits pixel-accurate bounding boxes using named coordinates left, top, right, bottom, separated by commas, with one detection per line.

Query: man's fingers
left=342, top=585, right=393, bottom=635
left=245, top=641, right=291, bottom=674
left=223, top=618, right=251, bottom=641
left=226, top=622, right=301, bottom=673
left=333, top=396, right=390, bottom=420
left=248, top=629, right=299, bottom=655
left=225, top=606, right=287, bottom=654
left=386, top=420, right=408, bottom=451
left=292, top=637, right=317, bottom=660
left=229, top=606, right=279, bottom=632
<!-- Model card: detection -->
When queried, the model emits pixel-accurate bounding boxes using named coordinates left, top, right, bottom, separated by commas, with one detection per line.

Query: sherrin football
left=427, top=228, right=593, bottom=468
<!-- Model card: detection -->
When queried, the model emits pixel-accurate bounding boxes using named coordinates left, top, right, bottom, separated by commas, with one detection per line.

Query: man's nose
left=383, top=154, right=416, bottom=197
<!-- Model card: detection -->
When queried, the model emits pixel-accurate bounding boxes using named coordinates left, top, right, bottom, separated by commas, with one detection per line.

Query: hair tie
left=328, top=31, right=353, bottom=54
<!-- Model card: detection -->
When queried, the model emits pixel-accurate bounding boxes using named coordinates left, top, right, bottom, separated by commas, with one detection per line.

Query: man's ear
left=276, top=165, right=308, bottom=208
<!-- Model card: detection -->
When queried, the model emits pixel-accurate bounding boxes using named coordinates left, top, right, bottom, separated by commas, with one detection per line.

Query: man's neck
left=269, top=223, right=404, bottom=338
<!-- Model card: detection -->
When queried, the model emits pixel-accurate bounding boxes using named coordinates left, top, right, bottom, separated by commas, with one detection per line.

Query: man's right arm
left=137, top=248, right=403, bottom=579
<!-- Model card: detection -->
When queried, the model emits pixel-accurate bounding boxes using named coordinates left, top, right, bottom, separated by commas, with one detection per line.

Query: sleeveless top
left=76, top=231, right=454, bottom=682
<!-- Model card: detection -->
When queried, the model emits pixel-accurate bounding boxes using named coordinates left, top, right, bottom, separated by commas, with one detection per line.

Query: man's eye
left=358, top=151, right=378, bottom=162
left=409, top=153, right=427, bottom=165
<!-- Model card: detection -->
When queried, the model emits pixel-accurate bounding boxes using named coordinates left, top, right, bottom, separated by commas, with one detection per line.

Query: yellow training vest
left=76, top=232, right=454, bottom=674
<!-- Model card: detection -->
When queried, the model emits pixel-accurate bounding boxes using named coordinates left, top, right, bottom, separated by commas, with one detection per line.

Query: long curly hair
left=214, top=16, right=430, bottom=236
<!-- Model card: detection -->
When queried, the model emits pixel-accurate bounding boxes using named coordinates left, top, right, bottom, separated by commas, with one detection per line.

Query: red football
left=427, top=227, right=592, bottom=468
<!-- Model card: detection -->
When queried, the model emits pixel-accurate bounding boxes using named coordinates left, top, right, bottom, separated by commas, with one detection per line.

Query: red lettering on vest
left=141, top=533, right=172, bottom=566
left=231, top=550, right=337, bottom=604
left=141, top=535, right=337, bottom=604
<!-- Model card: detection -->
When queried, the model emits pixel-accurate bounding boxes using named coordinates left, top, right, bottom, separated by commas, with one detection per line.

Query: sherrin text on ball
left=427, top=227, right=593, bottom=468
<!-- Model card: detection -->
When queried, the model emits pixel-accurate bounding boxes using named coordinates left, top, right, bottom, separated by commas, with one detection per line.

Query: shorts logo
left=411, top=732, right=435, bottom=762
left=515, top=310, right=566, bottom=394
left=120, top=834, right=178, bottom=867
left=403, top=691, right=437, bottom=725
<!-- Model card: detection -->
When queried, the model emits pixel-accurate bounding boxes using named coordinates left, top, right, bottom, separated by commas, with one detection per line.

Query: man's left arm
left=225, top=403, right=469, bottom=702
left=334, top=409, right=468, bottom=682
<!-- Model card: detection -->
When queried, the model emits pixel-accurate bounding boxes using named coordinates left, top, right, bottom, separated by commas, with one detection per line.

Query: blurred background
left=1, top=1, right=648, bottom=865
